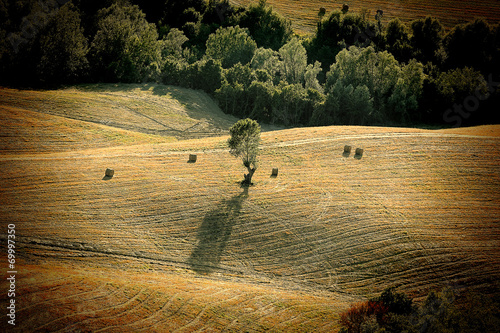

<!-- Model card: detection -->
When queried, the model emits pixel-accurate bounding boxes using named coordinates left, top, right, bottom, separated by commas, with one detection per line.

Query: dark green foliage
left=224, top=63, right=256, bottom=88
left=90, top=3, right=162, bottom=82
left=444, top=19, right=496, bottom=73
left=384, top=18, right=413, bottom=63
left=37, top=3, right=88, bottom=84
left=235, top=0, right=292, bottom=50
left=247, top=81, right=274, bottom=121
left=205, top=25, right=257, bottom=68
left=202, top=0, right=235, bottom=26
left=0, top=0, right=496, bottom=127
left=378, top=287, right=413, bottom=315
left=162, top=57, right=222, bottom=93
left=323, top=46, right=424, bottom=125
left=272, top=83, right=309, bottom=126
left=340, top=287, right=500, bottom=333
left=228, top=118, right=261, bottom=185
left=308, top=10, right=377, bottom=71
left=215, top=80, right=246, bottom=116
left=410, top=16, right=445, bottom=65
left=162, top=0, right=207, bottom=29
left=421, top=66, right=489, bottom=125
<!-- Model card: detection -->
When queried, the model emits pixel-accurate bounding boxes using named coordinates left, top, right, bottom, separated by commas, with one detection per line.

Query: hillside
left=230, top=0, right=500, bottom=34
left=1, top=85, right=500, bottom=332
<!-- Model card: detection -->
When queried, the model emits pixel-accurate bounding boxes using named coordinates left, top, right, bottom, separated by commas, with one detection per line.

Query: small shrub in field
left=339, top=287, right=500, bottom=333
left=339, top=300, right=388, bottom=333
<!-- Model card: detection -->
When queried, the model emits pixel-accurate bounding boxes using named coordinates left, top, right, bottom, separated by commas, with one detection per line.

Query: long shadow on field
left=188, top=187, right=248, bottom=274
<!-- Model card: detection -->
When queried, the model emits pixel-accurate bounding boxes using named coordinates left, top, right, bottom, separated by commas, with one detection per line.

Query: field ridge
left=1, top=85, right=499, bottom=332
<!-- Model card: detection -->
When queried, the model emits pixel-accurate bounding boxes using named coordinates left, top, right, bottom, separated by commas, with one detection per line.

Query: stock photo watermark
left=443, top=74, right=499, bottom=127
left=6, top=223, right=17, bottom=326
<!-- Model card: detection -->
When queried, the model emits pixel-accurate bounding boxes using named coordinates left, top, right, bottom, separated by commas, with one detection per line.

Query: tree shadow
left=188, top=188, right=248, bottom=274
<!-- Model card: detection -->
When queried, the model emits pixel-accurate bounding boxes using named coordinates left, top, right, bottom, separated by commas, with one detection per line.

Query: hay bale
left=189, top=154, right=197, bottom=162
left=344, top=145, right=352, bottom=154
left=355, top=148, right=364, bottom=156
left=105, top=168, right=114, bottom=177
left=271, top=168, right=279, bottom=176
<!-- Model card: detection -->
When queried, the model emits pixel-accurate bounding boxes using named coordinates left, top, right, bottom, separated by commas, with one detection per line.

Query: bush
left=339, top=287, right=500, bottom=333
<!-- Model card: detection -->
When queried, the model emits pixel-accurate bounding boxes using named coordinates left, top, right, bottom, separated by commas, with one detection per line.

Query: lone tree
left=228, top=118, right=261, bottom=186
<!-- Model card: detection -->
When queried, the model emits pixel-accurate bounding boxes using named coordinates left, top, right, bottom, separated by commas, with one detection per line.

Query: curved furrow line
left=36, top=287, right=147, bottom=332
left=17, top=281, right=109, bottom=313
left=236, top=299, right=282, bottom=333
left=53, top=287, right=150, bottom=332
left=124, top=291, right=187, bottom=331
left=91, top=289, right=158, bottom=332
left=191, top=292, right=252, bottom=333
left=136, top=286, right=221, bottom=332
left=243, top=198, right=339, bottom=275
left=173, top=291, right=245, bottom=333
left=220, top=294, right=273, bottom=332
left=14, top=276, right=84, bottom=307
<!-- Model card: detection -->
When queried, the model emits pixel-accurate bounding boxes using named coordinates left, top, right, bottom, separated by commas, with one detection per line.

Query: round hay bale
left=105, top=168, right=114, bottom=177
left=189, top=154, right=197, bottom=162
left=355, top=148, right=364, bottom=156
left=272, top=168, right=279, bottom=176
left=344, top=145, right=352, bottom=154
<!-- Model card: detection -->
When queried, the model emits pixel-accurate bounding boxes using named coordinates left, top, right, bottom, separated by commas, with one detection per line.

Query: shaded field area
left=1, top=85, right=499, bottom=331
left=231, top=0, right=500, bottom=34
left=0, top=84, right=239, bottom=147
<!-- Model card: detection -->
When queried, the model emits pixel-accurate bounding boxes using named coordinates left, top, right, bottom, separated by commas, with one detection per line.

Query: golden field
left=230, top=0, right=500, bottom=34
left=0, top=84, right=499, bottom=332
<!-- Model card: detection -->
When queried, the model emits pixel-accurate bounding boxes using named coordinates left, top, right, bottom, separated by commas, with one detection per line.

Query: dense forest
left=1, top=0, right=498, bottom=127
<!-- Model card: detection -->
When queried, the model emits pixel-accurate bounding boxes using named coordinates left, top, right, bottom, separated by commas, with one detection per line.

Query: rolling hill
left=1, top=84, right=499, bottom=332
left=230, top=0, right=500, bottom=34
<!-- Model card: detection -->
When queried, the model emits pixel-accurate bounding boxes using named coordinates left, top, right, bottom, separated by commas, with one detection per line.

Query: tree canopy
left=0, top=0, right=497, bottom=127
left=205, top=25, right=257, bottom=68
left=90, top=3, right=162, bottom=82
left=228, top=118, right=261, bottom=185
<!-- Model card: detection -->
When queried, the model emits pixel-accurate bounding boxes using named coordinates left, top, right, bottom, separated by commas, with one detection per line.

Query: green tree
left=37, top=3, right=88, bottom=84
left=279, top=37, right=307, bottom=85
left=247, top=80, right=274, bottom=121
left=228, top=118, right=261, bottom=186
left=236, top=0, right=292, bottom=50
left=162, top=28, right=188, bottom=58
left=206, top=25, right=257, bottom=68
left=251, top=47, right=281, bottom=82
left=325, top=46, right=424, bottom=124
left=384, top=18, right=412, bottom=63
left=410, top=16, right=445, bottom=65
left=444, top=19, right=495, bottom=73
left=90, top=3, right=162, bottom=82
left=304, top=61, right=323, bottom=92
left=187, top=58, right=223, bottom=93
left=215, top=80, right=245, bottom=116
left=161, top=0, right=207, bottom=29
left=308, top=10, right=376, bottom=71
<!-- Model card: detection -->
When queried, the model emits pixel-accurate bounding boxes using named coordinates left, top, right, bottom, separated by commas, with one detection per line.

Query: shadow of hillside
left=188, top=187, right=248, bottom=274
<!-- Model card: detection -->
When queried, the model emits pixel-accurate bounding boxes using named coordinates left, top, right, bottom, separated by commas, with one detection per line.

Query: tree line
left=339, top=287, right=500, bottom=333
left=1, top=0, right=498, bottom=127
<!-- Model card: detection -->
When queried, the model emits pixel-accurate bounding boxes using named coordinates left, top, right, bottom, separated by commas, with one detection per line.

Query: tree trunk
left=243, top=167, right=256, bottom=186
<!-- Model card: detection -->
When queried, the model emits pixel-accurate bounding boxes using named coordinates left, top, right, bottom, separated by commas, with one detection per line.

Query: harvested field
left=1, top=85, right=499, bottom=331
left=230, top=0, right=500, bottom=34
